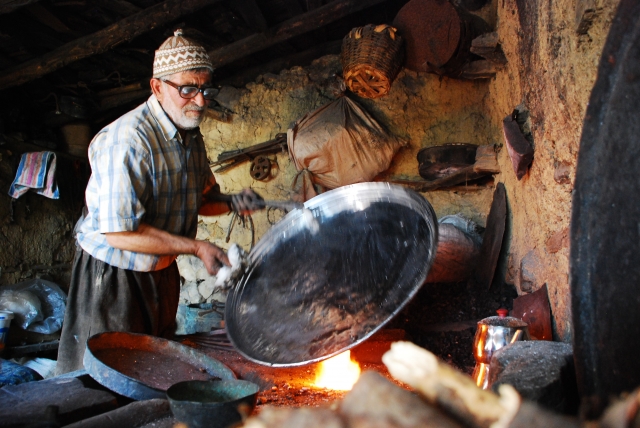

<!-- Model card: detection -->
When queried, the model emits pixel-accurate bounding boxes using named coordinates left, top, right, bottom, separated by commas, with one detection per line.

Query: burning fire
left=314, top=351, right=361, bottom=390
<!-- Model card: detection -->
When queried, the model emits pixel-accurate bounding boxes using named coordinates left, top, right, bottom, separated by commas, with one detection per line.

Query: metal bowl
left=225, top=182, right=438, bottom=366
left=167, top=379, right=259, bottom=428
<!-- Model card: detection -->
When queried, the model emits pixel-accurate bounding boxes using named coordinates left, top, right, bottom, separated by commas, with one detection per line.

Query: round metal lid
left=225, top=182, right=438, bottom=366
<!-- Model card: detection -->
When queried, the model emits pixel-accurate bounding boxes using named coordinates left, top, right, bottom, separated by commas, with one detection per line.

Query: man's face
left=151, top=70, right=211, bottom=130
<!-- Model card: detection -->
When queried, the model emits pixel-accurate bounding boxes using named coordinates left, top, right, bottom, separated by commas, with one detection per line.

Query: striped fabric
left=76, top=95, right=216, bottom=272
left=8, top=151, right=60, bottom=199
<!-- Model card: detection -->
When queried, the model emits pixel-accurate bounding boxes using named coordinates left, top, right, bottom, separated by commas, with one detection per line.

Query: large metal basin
left=225, top=182, right=438, bottom=366
left=84, top=331, right=236, bottom=400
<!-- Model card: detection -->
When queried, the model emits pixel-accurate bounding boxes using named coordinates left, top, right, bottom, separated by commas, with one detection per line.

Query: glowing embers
left=314, top=351, right=361, bottom=391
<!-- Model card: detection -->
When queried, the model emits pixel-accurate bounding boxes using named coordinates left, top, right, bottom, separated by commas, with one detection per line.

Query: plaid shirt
left=77, top=95, right=215, bottom=271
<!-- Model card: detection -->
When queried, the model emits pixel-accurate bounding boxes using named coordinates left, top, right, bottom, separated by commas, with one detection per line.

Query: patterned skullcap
left=152, top=29, right=213, bottom=78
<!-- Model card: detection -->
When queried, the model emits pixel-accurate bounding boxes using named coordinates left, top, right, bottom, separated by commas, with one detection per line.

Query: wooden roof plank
left=0, top=0, right=42, bottom=15
left=231, top=0, right=268, bottom=31
left=207, top=0, right=390, bottom=69
left=0, top=0, right=223, bottom=89
left=25, top=3, right=75, bottom=34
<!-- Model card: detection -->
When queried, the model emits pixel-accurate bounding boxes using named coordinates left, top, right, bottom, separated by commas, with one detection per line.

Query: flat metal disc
left=392, top=0, right=461, bottom=72
left=225, top=182, right=438, bottom=366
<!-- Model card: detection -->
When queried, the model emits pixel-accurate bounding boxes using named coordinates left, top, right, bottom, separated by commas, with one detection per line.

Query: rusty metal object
left=418, top=143, right=478, bottom=180
left=250, top=155, right=272, bottom=180
left=511, top=284, right=552, bottom=341
left=393, top=0, right=492, bottom=77
left=393, top=0, right=461, bottom=72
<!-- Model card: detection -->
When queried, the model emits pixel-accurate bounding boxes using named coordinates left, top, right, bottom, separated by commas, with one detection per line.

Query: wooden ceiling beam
left=25, top=3, right=74, bottom=34
left=305, top=0, right=323, bottom=10
left=0, top=0, right=223, bottom=90
left=231, top=0, right=268, bottom=31
left=0, top=0, right=42, bottom=15
left=217, top=39, right=341, bottom=88
left=207, top=0, right=390, bottom=69
left=91, top=0, right=142, bottom=17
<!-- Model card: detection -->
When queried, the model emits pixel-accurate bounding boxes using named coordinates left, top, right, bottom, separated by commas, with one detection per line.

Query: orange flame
left=314, top=351, right=361, bottom=390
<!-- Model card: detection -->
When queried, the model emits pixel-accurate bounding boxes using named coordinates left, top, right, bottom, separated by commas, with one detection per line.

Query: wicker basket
left=340, top=24, right=404, bottom=99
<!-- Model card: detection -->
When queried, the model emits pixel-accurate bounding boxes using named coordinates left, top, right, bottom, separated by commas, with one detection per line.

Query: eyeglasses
left=161, top=79, right=219, bottom=100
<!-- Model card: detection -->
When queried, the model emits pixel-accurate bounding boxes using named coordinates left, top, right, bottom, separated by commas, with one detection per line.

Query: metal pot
left=471, top=309, right=530, bottom=389
left=166, top=379, right=259, bottom=428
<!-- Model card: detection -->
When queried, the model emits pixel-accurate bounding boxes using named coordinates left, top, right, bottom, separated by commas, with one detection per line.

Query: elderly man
left=56, top=30, right=261, bottom=374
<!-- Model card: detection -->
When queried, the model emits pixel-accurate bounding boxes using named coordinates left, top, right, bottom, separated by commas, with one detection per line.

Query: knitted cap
left=152, top=29, right=213, bottom=78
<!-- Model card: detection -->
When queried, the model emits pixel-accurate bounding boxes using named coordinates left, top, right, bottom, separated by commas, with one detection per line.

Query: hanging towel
left=8, top=152, right=60, bottom=199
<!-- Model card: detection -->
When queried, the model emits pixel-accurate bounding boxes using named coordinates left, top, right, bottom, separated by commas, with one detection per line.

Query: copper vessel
left=471, top=309, right=530, bottom=389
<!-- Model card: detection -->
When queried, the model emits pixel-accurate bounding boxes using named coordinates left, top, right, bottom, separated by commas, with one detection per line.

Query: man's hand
left=230, top=188, right=264, bottom=215
left=195, top=241, right=230, bottom=275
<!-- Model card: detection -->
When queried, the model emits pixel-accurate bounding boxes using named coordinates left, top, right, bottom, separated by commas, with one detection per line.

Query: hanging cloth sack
left=287, top=96, right=406, bottom=199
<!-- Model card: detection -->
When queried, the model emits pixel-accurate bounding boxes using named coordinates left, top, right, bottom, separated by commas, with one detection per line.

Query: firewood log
left=382, top=341, right=521, bottom=428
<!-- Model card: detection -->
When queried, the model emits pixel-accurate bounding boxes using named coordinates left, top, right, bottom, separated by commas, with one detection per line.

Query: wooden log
left=340, top=371, right=463, bottom=428
left=598, top=388, right=640, bottom=428
left=502, top=114, right=534, bottom=180
left=473, top=145, right=500, bottom=174
left=0, top=0, right=223, bottom=90
left=471, top=32, right=499, bottom=52
left=460, top=60, right=497, bottom=79
left=0, top=0, right=42, bottom=15
left=207, top=0, right=390, bottom=69
left=469, top=32, right=507, bottom=66
left=64, top=398, right=171, bottom=428
left=0, top=374, right=118, bottom=426
left=470, top=182, right=507, bottom=289
left=382, top=341, right=521, bottom=428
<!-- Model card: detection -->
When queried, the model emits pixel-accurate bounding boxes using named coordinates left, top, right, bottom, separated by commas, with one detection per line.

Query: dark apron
left=56, top=248, right=180, bottom=375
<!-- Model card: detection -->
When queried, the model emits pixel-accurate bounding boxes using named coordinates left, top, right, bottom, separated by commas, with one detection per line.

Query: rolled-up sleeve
left=93, top=143, right=150, bottom=233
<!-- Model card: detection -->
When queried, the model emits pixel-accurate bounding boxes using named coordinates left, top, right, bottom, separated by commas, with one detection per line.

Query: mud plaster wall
left=193, top=0, right=619, bottom=341
left=485, top=0, right=618, bottom=341
left=0, top=150, right=79, bottom=288
left=182, top=58, right=497, bottom=306
left=0, top=0, right=619, bottom=343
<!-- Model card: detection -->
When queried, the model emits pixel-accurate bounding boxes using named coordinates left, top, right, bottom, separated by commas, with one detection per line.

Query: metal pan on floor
left=83, top=331, right=236, bottom=400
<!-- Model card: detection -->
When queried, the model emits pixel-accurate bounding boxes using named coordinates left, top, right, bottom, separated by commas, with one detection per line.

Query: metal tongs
left=215, top=194, right=304, bottom=211
left=256, top=199, right=304, bottom=211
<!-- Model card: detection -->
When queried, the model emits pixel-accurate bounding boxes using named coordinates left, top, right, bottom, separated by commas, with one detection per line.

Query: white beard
left=164, top=101, right=205, bottom=130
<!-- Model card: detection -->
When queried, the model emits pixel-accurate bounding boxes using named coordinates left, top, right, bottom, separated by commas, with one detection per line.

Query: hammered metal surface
left=225, top=183, right=438, bottom=366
